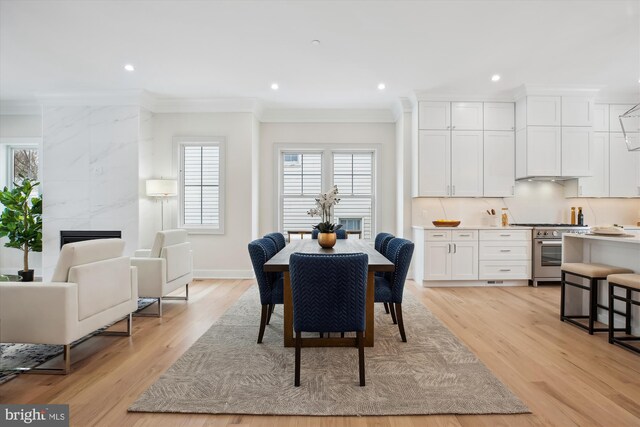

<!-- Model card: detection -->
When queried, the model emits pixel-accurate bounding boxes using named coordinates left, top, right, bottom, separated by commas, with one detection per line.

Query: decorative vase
left=18, top=269, right=34, bottom=282
left=318, top=232, right=337, bottom=249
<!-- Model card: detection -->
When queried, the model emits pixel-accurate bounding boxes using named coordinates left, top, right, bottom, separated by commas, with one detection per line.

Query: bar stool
left=561, top=263, right=633, bottom=334
left=607, top=274, right=640, bottom=354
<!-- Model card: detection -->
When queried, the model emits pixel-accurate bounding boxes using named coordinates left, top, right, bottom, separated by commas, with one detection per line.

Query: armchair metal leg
left=99, top=313, right=133, bottom=336
left=20, top=344, right=71, bottom=375
left=134, top=298, right=162, bottom=317
left=357, top=331, right=365, bottom=386
left=163, top=283, right=189, bottom=301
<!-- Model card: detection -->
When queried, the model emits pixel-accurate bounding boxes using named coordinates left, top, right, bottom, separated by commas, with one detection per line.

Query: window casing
left=177, top=138, right=225, bottom=234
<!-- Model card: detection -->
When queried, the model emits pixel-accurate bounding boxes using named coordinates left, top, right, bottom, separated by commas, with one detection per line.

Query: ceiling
left=1, top=0, right=639, bottom=109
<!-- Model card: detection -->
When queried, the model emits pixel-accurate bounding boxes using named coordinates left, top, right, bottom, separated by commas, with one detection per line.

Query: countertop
left=412, top=225, right=533, bottom=230
left=563, top=233, right=640, bottom=244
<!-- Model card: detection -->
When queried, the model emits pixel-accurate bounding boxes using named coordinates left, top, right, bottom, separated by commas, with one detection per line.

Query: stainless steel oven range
left=510, top=224, right=589, bottom=286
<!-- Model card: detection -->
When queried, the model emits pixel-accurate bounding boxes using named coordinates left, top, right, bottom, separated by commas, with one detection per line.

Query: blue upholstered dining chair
left=374, top=238, right=414, bottom=342
left=264, top=232, right=286, bottom=251
left=247, top=238, right=283, bottom=343
left=289, top=253, right=368, bottom=387
left=311, top=229, right=348, bottom=239
left=374, top=232, right=395, bottom=313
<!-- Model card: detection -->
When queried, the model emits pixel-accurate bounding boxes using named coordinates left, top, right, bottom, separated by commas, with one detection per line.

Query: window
left=177, top=139, right=225, bottom=233
left=4, top=143, right=40, bottom=196
left=279, top=148, right=376, bottom=239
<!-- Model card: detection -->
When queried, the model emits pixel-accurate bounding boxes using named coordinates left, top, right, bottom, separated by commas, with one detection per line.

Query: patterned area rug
left=0, top=298, right=157, bottom=384
left=129, top=288, right=529, bottom=416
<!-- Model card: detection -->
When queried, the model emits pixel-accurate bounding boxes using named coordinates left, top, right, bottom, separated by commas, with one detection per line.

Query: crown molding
left=414, top=91, right=515, bottom=102
left=0, top=99, right=42, bottom=115
left=36, top=90, right=146, bottom=107
left=391, top=97, right=414, bottom=121
left=259, top=108, right=396, bottom=123
left=512, top=84, right=604, bottom=99
left=150, top=96, right=261, bottom=114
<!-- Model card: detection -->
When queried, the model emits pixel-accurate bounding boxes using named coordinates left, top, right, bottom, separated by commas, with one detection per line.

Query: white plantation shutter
left=281, top=152, right=322, bottom=232
left=179, top=141, right=224, bottom=232
left=333, top=152, right=374, bottom=239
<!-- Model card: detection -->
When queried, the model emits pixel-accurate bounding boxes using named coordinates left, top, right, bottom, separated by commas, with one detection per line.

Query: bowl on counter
left=432, top=220, right=461, bottom=228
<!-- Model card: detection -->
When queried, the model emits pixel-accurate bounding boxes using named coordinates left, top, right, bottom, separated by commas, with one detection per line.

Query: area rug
left=129, top=288, right=529, bottom=416
left=0, top=298, right=157, bottom=384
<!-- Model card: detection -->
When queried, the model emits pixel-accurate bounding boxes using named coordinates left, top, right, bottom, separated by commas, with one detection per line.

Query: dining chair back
left=248, top=238, right=283, bottom=343
left=264, top=232, right=286, bottom=251
left=289, top=252, right=368, bottom=386
left=374, top=232, right=395, bottom=256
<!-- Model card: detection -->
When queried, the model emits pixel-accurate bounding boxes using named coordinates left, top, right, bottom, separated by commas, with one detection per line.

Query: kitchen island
left=562, top=233, right=640, bottom=333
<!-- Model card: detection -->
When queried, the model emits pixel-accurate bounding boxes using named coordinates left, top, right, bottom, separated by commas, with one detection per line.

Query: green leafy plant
left=0, top=178, right=42, bottom=273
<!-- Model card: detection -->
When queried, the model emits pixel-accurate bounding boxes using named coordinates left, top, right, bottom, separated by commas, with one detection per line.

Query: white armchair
left=0, top=238, right=138, bottom=374
left=131, top=229, right=193, bottom=317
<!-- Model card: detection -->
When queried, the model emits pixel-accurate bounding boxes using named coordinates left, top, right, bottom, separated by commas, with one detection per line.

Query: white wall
left=259, top=122, right=397, bottom=237
left=41, top=106, right=140, bottom=279
left=0, top=114, right=43, bottom=275
left=138, top=109, right=156, bottom=249
left=412, top=180, right=640, bottom=227
left=148, top=112, right=255, bottom=278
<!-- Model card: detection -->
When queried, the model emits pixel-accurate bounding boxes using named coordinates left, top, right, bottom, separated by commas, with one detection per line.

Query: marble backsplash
left=42, top=105, right=140, bottom=279
left=412, top=180, right=640, bottom=228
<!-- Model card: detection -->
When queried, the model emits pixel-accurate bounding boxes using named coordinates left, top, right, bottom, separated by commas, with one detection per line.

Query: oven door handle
left=537, top=240, right=562, bottom=246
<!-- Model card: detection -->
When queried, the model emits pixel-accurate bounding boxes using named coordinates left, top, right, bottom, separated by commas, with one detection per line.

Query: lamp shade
left=146, top=179, right=177, bottom=197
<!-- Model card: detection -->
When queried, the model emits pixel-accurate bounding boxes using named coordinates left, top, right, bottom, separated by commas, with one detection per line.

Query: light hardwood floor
left=1, top=279, right=639, bottom=426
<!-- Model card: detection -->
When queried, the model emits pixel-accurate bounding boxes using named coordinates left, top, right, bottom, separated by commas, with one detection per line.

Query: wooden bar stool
left=561, top=263, right=633, bottom=334
left=607, top=274, right=640, bottom=354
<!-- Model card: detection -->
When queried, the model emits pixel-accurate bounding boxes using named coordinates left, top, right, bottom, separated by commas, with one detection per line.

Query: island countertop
left=563, top=233, right=640, bottom=245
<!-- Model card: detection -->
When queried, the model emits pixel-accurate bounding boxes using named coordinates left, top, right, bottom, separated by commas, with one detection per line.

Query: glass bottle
left=577, top=207, right=584, bottom=226
left=501, top=208, right=509, bottom=227
left=570, top=207, right=576, bottom=225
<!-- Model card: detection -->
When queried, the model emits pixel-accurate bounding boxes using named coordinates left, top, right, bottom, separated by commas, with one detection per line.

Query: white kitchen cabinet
left=424, top=241, right=452, bottom=281
left=593, top=104, right=609, bottom=132
left=451, top=131, right=483, bottom=196
left=484, top=131, right=515, bottom=197
left=561, top=127, right=592, bottom=177
left=561, top=97, right=593, bottom=127
left=451, top=102, right=483, bottom=130
left=419, top=101, right=450, bottom=130
left=484, top=102, right=515, bottom=131
left=610, top=133, right=640, bottom=197
left=526, top=127, right=562, bottom=176
left=527, top=96, right=561, bottom=126
left=450, top=241, right=479, bottom=280
left=575, top=132, right=609, bottom=197
left=610, top=104, right=640, bottom=133
left=418, top=130, right=450, bottom=196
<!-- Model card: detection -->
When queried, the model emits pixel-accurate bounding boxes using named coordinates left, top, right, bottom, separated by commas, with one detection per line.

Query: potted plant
left=307, top=185, right=342, bottom=248
left=0, top=178, right=42, bottom=282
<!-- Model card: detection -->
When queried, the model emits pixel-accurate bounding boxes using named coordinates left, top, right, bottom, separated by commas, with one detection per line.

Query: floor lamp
left=146, top=179, right=178, bottom=231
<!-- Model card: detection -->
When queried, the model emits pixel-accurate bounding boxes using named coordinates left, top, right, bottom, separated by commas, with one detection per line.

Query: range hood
left=516, top=176, right=576, bottom=182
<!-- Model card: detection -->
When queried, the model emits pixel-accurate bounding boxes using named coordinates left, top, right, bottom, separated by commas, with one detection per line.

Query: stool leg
left=588, top=278, right=597, bottom=335
left=560, top=271, right=566, bottom=321
left=626, top=288, right=632, bottom=335
left=608, top=284, right=615, bottom=344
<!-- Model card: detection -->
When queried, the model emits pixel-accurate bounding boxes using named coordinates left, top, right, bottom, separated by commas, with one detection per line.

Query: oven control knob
left=543, top=231, right=548, bottom=236
left=537, top=231, right=542, bottom=236
left=552, top=230, right=559, bottom=237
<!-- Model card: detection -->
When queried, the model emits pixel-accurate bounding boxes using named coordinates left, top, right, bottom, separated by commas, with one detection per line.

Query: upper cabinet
left=484, top=102, right=514, bottom=131
left=527, top=96, right=561, bottom=126
left=484, top=131, right=515, bottom=197
left=561, top=127, right=592, bottom=177
left=610, top=104, right=640, bottom=133
left=593, top=104, right=609, bottom=132
left=561, top=97, right=593, bottom=127
left=525, top=127, right=562, bottom=177
left=451, top=102, right=483, bottom=130
left=417, top=130, right=451, bottom=196
left=418, top=101, right=450, bottom=130
left=450, top=131, right=484, bottom=196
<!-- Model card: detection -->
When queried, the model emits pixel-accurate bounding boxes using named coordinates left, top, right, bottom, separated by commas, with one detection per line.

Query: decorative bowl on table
left=432, top=220, right=461, bottom=228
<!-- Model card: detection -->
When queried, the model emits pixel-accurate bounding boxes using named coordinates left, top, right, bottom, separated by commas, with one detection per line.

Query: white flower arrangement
left=307, top=185, right=342, bottom=233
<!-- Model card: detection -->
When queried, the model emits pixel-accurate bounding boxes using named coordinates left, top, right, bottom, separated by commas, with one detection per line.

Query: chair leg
left=588, top=278, right=597, bottom=335
left=295, top=331, right=301, bottom=387
left=319, top=332, right=324, bottom=338
left=341, top=332, right=345, bottom=338
left=626, top=289, right=632, bottom=335
left=389, top=303, right=397, bottom=324
left=383, top=302, right=390, bottom=314
left=609, top=284, right=615, bottom=344
left=395, top=303, right=407, bottom=342
left=257, top=304, right=268, bottom=344
left=357, top=331, right=365, bottom=386
left=560, top=271, right=566, bottom=321
left=267, top=304, right=274, bottom=325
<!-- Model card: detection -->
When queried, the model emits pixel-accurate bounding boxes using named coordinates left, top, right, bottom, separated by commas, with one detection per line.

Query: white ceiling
left=1, top=0, right=639, bottom=109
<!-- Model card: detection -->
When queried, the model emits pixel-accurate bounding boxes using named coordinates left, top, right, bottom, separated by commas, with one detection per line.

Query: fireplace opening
left=60, top=230, right=122, bottom=248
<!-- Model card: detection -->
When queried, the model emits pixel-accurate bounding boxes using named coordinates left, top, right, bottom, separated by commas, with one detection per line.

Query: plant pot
left=18, top=269, right=34, bottom=282
left=318, top=232, right=337, bottom=249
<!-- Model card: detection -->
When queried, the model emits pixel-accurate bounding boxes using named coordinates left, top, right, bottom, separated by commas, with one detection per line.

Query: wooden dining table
left=263, top=239, right=395, bottom=348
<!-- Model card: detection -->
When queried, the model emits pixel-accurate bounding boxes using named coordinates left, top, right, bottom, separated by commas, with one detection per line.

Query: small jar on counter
left=501, top=207, right=509, bottom=227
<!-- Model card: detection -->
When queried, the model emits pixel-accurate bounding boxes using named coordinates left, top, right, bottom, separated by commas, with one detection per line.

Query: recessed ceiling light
left=491, top=74, right=501, bottom=82
left=551, top=179, right=556, bottom=182
left=377, top=82, right=386, bottom=90
left=124, top=64, right=135, bottom=72
left=527, top=179, right=533, bottom=182
left=271, top=82, right=279, bottom=90
left=311, top=40, right=320, bottom=46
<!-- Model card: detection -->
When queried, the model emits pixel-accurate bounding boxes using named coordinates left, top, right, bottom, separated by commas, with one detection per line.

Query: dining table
left=263, top=239, right=395, bottom=348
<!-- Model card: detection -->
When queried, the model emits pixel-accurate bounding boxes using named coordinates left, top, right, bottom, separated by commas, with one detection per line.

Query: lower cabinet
left=424, top=230, right=478, bottom=281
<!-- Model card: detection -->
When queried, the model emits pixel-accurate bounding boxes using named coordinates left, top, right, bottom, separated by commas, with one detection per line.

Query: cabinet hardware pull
left=433, top=234, right=444, bottom=237
left=512, top=185, right=515, bottom=195
left=446, top=185, right=450, bottom=195
left=453, top=243, right=457, bottom=253
left=452, top=185, right=456, bottom=195
left=500, top=249, right=511, bottom=252
left=459, top=234, right=470, bottom=237
left=447, top=243, right=451, bottom=253
left=499, top=269, right=511, bottom=272
left=499, top=234, right=511, bottom=237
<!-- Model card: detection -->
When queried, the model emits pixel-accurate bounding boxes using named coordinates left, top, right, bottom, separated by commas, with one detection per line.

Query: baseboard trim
left=193, top=269, right=255, bottom=279
left=422, top=279, right=529, bottom=288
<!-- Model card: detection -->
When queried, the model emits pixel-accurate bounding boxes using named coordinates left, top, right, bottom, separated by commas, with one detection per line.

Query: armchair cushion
left=161, top=242, right=192, bottom=282
left=130, top=257, right=166, bottom=298
left=150, top=229, right=188, bottom=258
left=134, top=249, right=152, bottom=257
left=51, top=238, right=125, bottom=282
